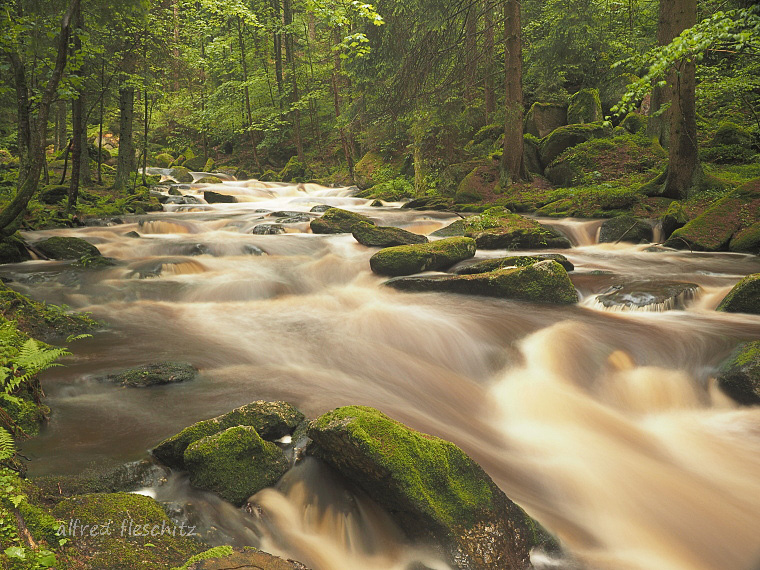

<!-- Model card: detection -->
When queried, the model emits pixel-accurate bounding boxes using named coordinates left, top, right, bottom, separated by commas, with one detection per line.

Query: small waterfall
left=590, top=282, right=701, bottom=312
left=139, top=220, right=201, bottom=234
left=538, top=218, right=604, bottom=247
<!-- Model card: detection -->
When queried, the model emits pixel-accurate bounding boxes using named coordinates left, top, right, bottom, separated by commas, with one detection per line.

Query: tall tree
left=501, top=0, right=526, bottom=184
left=114, top=48, right=137, bottom=191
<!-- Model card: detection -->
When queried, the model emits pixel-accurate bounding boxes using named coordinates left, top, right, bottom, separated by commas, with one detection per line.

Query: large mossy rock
left=539, top=122, right=610, bottom=166
left=524, top=102, right=567, bottom=138
left=310, top=207, right=375, bottom=234
left=184, top=426, right=289, bottom=505
left=567, top=88, right=603, bottom=124
left=387, top=260, right=579, bottom=304
left=717, top=273, right=760, bottom=315
left=598, top=215, right=653, bottom=244
left=354, top=151, right=404, bottom=190
left=460, top=209, right=572, bottom=250
left=102, top=362, right=198, bottom=388
left=455, top=163, right=499, bottom=203
left=717, top=341, right=760, bottom=405
left=369, top=237, right=476, bottom=277
left=35, top=236, right=101, bottom=260
left=279, top=156, right=307, bottom=182
left=169, top=166, right=194, bottom=183
left=154, top=152, right=175, bottom=168
left=52, top=493, right=205, bottom=570
left=203, top=190, right=237, bottom=204
left=438, top=160, right=486, bottom=196
left=523, top=134, right=543, bottom=174
left=594, top=281, right=699, bottom=312
left=729, top=222, right=760, bottom=255
left=307, top=406, right=532, bottom=569
left=700, top=121, right=757, bottom=164
left=659, top=201, right=688, bottom=240
left=0, top=234, right=31, bottom=264
left=152, top=401, right=304, bottom=469
left=352, top=221, right=428, bottom=247
left=665, top=177, right=760, bottom=252
left=455, top=253, right=574, bottom=274
left=173, top=547, right=309, bottom=570
left=38, top=184, right=69, bottom=205
left=196, top=176, right=223, bottom=185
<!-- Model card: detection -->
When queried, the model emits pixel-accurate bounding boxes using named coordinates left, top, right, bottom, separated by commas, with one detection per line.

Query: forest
left=0, top=0, right=759, bottom=569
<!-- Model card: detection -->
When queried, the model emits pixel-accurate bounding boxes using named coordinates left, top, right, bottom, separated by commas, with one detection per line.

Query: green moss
left=729, top=221, right=760, bottom=254
left=104, top=362, right=198, bottom=388
left=360, top=177, right=414, bottom=200
left=717, top=340, right=760, bottom=405
left=3, top=396, right=49, bottom=437
left=169, top=166, right=194, bottom=184
left=369, top=237, right=476, bottom=276
left=620, top=112, right=647, bottom=135
left=354, top=151, right=403, bottom=189
left=456, top=254, right=573, bottom=274
left=524, top=103, right=568, bottom=138
left=171, top=546, right=235, bottom=570
left=154, top=153, right=175, bottom=168
left=279, top=156, right=307, bottom=182
left=539, top=122, right=610, bottom=166
left=716, top=273, right=760, bottom=315
left=461, top=210, right=571, bottom=249
left=195, top=176, right=223, bottom=184
left=184, top=426, right=289, bottom=505
left=203, top=158, right=215, bottom=172
left=567, top=88, right=603, bottom=125
left=309, top=207, right=375, bottom=234
left=259, top=169, right=278, bottom=182
left=0, top=234, right=31, bottom=264
left=35, top=236, right=101, bottom=260
left=455, top=164, right=499, bottom=203
left=38, top=185, right=70, bottom=205
left=352, top=221, right=428, bottom=247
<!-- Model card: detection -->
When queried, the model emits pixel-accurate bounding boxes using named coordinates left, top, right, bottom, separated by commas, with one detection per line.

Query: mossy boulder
left=700, top=122, right=756, bottom=164
left=660, top=201, right=688, bottom=240
left=183, top=156, right=207, bottom=171
left=387, top=260, right=579, bottom=304
left=310, top=207, right=375, bottom=234
left=3, top=395, right=49, bottom=437
left=455, top=253, right=574, bottom=274
left=461, top=209, right=572, bottom=250
left=172, top=547, right=308, bottom=570
left=523, top=134, right=543, bottom=174
left=38, top=184, right=70, bottom=205
left=430, top=219, right=467, bottom=238
left=439, top=160, right=487, bottom=196
left=600, top=73, right=638, bottom=112
left=567, top=88, right=603, bottom=124
left=34, top=236, right=101, bottom=260
left=369, top=237, right=476, bottom=277
left=717, top=341, right=760, bottom=405
left=0, top=234, right=31, bottom=264
left=598, top=215, right=653, bottom=244
left=154, top=153, right=175, bottom=168
left=665, top=177, right=760, bottom=251
left=524, top=102, right=567, bottom=138
left=203, top=158, right=215, bottom=172
left=152, top=401, right=304, bottom=469
left=52, top=493, right=205, bottom=570
left=279, top=156, right=307, bottom=182
left=455, top=164, right=499, bottom=203
left=101, top=362, right=198, bottom=388
left=539, top=122, right=610, bottom=166
left=203, top=191, right=237, bottom=204
left=544, top=160, right=582, bottom=187
left=307, top=406, right=532, bottom=569
left=594, top=281, right=699, bottom=311
left=354, top=151, right=402, bottom=189
left=169, top=166, right=194, bottom=184
left=729, top=222, right=760, bottom=254
left=352, top=221, right=428, bottom=247
left=196, top=176, right=223, bottom=184
left=620, top=112, right=647, bottom=135
left=259, top=169, right=278, bottom=182
left=184, top=426, right=289, bottom=505
left=717, top=273, right=760, bottom=315
left=401, top=196, right=455, bottom=211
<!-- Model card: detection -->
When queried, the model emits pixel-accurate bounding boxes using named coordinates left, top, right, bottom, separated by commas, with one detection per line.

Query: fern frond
left=0, top=426, right=15, bottom=461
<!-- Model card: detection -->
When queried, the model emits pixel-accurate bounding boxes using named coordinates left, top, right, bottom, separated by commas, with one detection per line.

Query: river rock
left=38, top=184, right=69, bottom=205
left=34, top=236, right=101, bottom=260
left=169, top=166, right=194, bottom=183
left=455, top=254, right=574, bottom=274
left=184, top=426, right=289, bottom=505
left=276, top=215, right=312, bottom=224
left=462, top=209, right=571, bottom=250
left=0, top=235, right=31, bottom=264
left=717, top=341, right=760, bottom=405
left=717, top=273, right=760, bottom=315
left=524, top=102, right=567, bottom=138
left=197, top=176, right=223, bottom=184
left=101, top=361, right=198, bottom=387
left=387, top=260, right=579, bottom=304
left=659, top=201, right=688, bottom=240
left=430, top=219, right=467, bottom=237
left=369, top=237, right=476, bottom=276
left=598, top=215, right=654, bottom=244
left=310, top=207, right=375, bottom=234
left=352, top=221, right=428, bottom=247
left=152, top=401, right=304, bottom=469
left=306, top=406, right=532, bottom=570
left=401, top=196, right=455, bottom=211
left=178, top=548, right=310, bottom=570
left=309, top=204, right=332, bottom=213
left=204, top=190, right=237, bottom=204
left=253, top=223, right=285, bottom=235
left=594, top=280, right=699, bottom=311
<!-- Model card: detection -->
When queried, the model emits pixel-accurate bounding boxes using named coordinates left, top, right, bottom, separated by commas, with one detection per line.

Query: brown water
left=5, top=179, right=760, bottom=569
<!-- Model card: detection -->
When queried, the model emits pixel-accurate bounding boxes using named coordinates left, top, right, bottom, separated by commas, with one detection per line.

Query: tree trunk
left=332, top=29, right=354, bottom=180
left=172, top=0, right=180, bottom=91
left=465, top=3, right=478, bottom=103
left=501, top=0, right=526, bottom=184
left=283, top=0, right=305, bottom=163
left=236, top=17, right=262, bottom=171
left=55, top=101, right=67, bottom=153
left=114, top=86, right=135, bottom=191
left=97, top=59, right=105, bottom=184
left=662, top=0, right=701, bottom=199
left=483, top=0, right=495, bottom=123
left=646, top=0, right=675, bottom=146
left=273, top=0, right=284, bottom=108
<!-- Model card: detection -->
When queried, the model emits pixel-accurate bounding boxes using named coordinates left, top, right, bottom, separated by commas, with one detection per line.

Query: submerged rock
left=307, top=406, right=532, bottom=570
left=309, top=204, right=331, bottom=213
left=34, top=236, right=101, bottom=260
left=253, top=223, right=285, bottom=235
left=594, top=280, right=699, bottom=312
left=717, top=273, right=760, bottom=315
left=184, top=425, right=289, bottom=505
left=369, top=237, right=476, bottom=276
left=352, top=221, right=428, bottom=248
left=101, top=361, right=198, bottom=388
left=152, top=401, right=304, bottom=469
left=598, top=215, right=653, bottom=244
left=203, top=190, right=237, bottom=204
left=455, top=253, right=574, bottom=274
left=387, top=260, right=579, bottom=304
left=310, top=207, right=375, bottom=234
left=717, top=341, right=760, bottom=405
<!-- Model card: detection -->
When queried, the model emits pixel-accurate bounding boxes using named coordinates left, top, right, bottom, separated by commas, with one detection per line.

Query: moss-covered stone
left=387, top=260, right=579, bottom=304
left=401, top=196, right=455, bottom=211
left=52, top=493, right=205, bottom=570
left=307, top=406, right=532, bottom=569
left=354, top=151, right=402, bottom=189
left=665, top=177, right=760, bottom=251
left=173, top=547, right=307, bottom=570
left=567, top=88, right=603, bottom=124
left=544, top=160, right=582, bottom=187
left=101, top=362, right=198, bottom=388
left=717, top=341, right=760, bottom=405
left=152, top=401, right=304, bottom=469
left=352, top=221, right=428, bottom=247
left=154, top=153, right=175, bottom=168
left=183, top=156, right=207, bottom=171
left=369, top=237, right=476, bottom=276
left=259, top=169, right=278, bottom=182
left=729, top=221, right=760, bottom=254
left=455, top=164, right=499, bottom=203
left=169, top=166, right=194, bottom=184
left=620, top=112, right=647, bottom=134
left=462, top=209, right=572, bottom=250
left=203, top=191, right=237, bottom=204
left=3, top=395, right=49, bottom=437
left=0, top=234, right=31, bottom=264
left=38, top=184, right=70, bottom=205
left=523, top=134, right=543, bottom=174
left=716, top=273, right=760, bottom=315
left=600, top=73, right=639, bottom=112
left=203, top=158, right=215, bottom=172
left=184, top=426, right=289, bottom=505
left=310, top=207, right=375, bottom=234
left=430, top=219, right=467, bottom=237
left=539, top=122, right=610, bottom=166
left=34, top=236, right=101, bottom=260
left=455, top=253, right=574, bottom=274
left=524, top=102, right=567, bottom=138
left=598, top=215, right=653, bottom=243
left=196, top=176, right=223, bottom=184
left=438, top=160, right=487, bottom=196
left=660, top=201, right=688, bottom=240
left=701, top=122, right=756, bottom=164
left=279, top=156, right=307, bottom=182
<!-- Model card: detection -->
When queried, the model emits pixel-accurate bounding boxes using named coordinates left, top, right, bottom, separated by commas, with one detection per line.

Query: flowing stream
left=4, top=179, right=760, bottom=570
